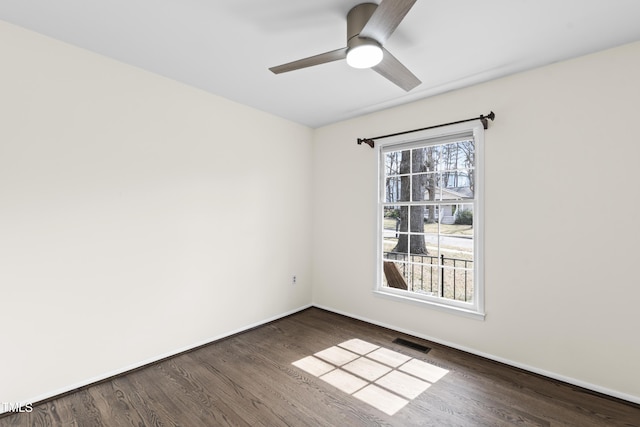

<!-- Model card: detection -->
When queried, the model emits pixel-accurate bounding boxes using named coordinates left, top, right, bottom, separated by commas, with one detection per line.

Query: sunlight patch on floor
left=292, top=338, right=449, bottom=416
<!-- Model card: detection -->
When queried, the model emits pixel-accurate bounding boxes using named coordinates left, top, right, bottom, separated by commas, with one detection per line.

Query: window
left=376, top=121, right=484, bottom=319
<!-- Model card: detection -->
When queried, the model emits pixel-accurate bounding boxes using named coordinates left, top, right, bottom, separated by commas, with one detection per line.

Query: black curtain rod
left=357, top=111, right=495, bottom=148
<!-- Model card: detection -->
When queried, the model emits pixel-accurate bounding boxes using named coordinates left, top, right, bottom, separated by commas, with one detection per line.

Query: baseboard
left=1, top=303, right=312, bottom=416
left=6, top=302, right=637, bottom=417
left=312, top=304, right=640, bottom=406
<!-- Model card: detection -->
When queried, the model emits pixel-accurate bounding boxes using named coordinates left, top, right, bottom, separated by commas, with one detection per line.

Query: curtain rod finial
left=357, top=138, right=375, bottom=148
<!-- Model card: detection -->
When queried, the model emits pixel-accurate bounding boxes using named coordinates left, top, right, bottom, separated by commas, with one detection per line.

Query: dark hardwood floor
left=2, top=307, right=639, bottom=426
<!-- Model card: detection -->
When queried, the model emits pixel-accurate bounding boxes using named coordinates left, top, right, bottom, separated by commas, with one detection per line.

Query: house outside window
left=376, top=121, right=485, bottom=319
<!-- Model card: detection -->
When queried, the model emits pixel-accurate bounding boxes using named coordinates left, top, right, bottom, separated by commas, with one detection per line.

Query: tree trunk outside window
left=393, top=149, right=427, bottom=254
left=425, top=147, right=437, bottom=224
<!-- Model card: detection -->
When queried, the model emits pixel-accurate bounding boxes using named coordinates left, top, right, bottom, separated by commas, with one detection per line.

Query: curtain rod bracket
left=357, top=138, right=375, bottom=148
left=480, top=111, right=496, bottom=129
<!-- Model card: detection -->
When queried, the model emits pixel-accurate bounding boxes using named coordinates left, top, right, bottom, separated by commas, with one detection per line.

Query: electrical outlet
left=292, top=275, right=297, bottom=285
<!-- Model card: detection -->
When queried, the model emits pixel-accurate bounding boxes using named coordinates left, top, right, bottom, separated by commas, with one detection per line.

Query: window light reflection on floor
left=292, top=338, right=448, bottom=416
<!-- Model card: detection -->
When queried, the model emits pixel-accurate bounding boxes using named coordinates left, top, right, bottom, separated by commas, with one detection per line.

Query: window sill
left=373, top=290, right=486, bottom=321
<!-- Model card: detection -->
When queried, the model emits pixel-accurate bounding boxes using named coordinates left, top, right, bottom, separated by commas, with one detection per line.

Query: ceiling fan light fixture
left=346, top=43, right=383, bottom=69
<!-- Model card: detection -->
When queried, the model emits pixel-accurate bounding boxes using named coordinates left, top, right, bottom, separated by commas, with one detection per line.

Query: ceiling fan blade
left=372, top=47, right=421, bottom=91
left=359, top=0, right=417, bottom=44
left=269, top=47, right=348, bottom=74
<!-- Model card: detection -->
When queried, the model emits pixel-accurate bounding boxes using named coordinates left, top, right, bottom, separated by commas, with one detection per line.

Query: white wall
left=0, top=21, right=313, bottom=408
left=312, top=41, right=640, bottom=402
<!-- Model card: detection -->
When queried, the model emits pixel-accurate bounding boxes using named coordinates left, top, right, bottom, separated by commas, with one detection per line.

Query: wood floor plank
left=86, top=380, right=148, bottom=427
left=1, top=307, right=639, bottom=426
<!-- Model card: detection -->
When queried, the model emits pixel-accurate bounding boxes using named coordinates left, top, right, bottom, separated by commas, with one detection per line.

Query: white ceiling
left=2, top=0, right=640, bottom=128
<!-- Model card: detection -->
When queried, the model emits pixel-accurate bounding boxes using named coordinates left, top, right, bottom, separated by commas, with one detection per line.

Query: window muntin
left=377, top=123, right=483, bottom=317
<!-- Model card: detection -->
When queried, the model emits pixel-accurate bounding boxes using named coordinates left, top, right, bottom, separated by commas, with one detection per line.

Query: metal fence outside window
left=384, top=252, right=473, bottom=301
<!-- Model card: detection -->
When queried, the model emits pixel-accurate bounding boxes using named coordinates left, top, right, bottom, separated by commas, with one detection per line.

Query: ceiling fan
left=269, top=0, right=421, bottom=92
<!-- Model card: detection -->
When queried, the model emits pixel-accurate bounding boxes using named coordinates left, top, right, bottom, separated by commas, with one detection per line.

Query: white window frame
left=374, top=120, right=485, bottom=320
